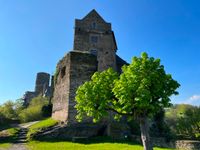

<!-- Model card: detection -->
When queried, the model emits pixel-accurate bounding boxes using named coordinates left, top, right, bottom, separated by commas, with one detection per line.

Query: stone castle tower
left=23, top=72, right=52, bottom=106
left=52, top=10, right=127, bottom=123
left=73, top=9, right=117, bottom=71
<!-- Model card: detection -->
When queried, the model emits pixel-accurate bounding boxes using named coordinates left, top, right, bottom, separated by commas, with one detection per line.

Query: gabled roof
left=82, top=9, right=106, bottom=23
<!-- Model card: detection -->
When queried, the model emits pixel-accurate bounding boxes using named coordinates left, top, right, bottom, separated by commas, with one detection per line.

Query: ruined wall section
left=35, top=72, right=50, bottom=95
left=52, top=54, right=71, bottom=122
left=52, top=51, right=97, bottom=123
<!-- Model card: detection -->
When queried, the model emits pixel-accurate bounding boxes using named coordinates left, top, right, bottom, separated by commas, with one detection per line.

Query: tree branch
left=106, top=107, right=133, bottom=116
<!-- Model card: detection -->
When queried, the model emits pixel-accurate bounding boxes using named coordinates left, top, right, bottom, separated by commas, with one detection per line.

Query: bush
left=19, top=96, right=49, bottom=123
left=19, top=106, right=44, bottom=122
left=0, top=101, right=17, bottom=120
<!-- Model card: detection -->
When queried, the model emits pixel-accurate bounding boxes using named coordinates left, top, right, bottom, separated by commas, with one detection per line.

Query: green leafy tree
left=176, top=106, right=200, bottom=139
left=0, top=100, right=17, bottom=119
left=150, top=109, right=173, bottom=141
left=75, top=52, right=180, bottom=150
left=165, top=104, right=196, bottom=138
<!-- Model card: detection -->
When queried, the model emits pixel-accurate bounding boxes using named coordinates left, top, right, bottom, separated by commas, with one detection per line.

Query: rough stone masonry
left=22, top=72, right=53, bottom=106
left=52, top=9, right=127, bottom=123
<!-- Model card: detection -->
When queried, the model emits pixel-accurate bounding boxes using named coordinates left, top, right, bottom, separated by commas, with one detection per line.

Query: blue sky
left=0, top=0, right=200, bottom=105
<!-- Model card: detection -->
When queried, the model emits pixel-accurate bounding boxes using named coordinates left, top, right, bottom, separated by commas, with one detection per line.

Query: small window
left=90, top=49, right=97, bottom=56
left=91, top=36, right=98, bottom=43
left=91, top=22, right=96, bottom=29
left=61, top=67, right=66, bottom=78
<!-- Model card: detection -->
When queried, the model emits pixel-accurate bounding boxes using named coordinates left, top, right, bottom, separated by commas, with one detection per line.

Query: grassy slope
left=29, top=141, right=175, bottom=150
left=27, top=119, right=175, bottom=150
left=27, top=118, right=58, bottom=140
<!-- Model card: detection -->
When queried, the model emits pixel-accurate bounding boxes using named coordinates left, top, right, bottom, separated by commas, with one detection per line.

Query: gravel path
left=8, top=144, right=27, bottom=150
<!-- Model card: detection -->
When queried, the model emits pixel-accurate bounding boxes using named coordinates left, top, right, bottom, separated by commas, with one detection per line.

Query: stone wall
left=52, top=9, right=127, bottom=124
left=32, top=123, right=107, bottom=140
left=176, top=140, right=200, bottom=150
left=22, top=91, right=37, bottom=106
left=52, top=51, right=97, bottom=123
left=22, top=72, right=51, bottom=106
left=67, top=51, right=97, bottom=123
left=73, top=9, right=117, bottom=72
left=130, top=135, right=175, bottom=149
left=73, top=9, right=112, bottom=52
left=35, top=72, right=50, bottom=95
left=52, top=53, right=71, bottom=122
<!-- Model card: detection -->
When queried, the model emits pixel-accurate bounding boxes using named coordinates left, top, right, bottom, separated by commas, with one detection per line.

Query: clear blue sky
left=0, top=0, right=200, bottom=105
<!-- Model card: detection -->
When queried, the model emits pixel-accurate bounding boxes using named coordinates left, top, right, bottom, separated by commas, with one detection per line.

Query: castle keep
left=52, top=10, right=127, bottom=123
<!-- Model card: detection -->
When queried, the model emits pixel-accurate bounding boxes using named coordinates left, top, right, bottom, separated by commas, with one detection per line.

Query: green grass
left=6, top=128, right=19, bottom=136
left=0, top=143, right=11, bottom=149
left=27, top=118, right=58, bottom=140
left=28, top=141, right=175, bottom=150
left=0, top=127, right=19, bottom=149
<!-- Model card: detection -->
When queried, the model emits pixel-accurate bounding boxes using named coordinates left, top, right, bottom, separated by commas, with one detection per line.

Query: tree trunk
left=139, top=116, right=153, bottom=150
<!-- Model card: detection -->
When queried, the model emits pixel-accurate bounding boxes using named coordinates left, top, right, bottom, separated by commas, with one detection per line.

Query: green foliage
left=75, top=52, right=180, bottom=122
left=128, top=119, right=140, bottom=135
left=27, top=118, right=58, bottom=140
left=0, top=127, right=19, bottom=147
left=75, top=52, right=179, bottom=149
left=165, top=104, right=200, bottom=140
left=19, top=96, right=49, bottom=123
left=150, top=109, right=174, bottom=141
left=113, top=53, right=180, bottom=119
left=7, top=128, right=19, bottom=136
left=176, top=106, right=200, bottom=139
left=0, top=99, right=24, bottom=126
left=0, top=101, right=17, bottom=120
left=19, top=106, right=43, bottom=123
left=75, top=68, right=118, bottom=122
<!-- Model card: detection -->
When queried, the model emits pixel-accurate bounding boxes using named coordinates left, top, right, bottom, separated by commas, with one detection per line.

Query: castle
left=51, top=9, right=127, bottom=123
left=22, top=9, right=127, bottom=125
left=21, top=9, right=129, bottom=138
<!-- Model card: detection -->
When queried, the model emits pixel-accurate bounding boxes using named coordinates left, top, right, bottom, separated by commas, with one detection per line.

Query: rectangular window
left=90, top=49, right=97, bottom=56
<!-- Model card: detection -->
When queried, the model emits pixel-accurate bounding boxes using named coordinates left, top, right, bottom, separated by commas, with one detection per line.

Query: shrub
left=19, top=106, right=44, bottom=122
left=19, top=96, right=49, bottom=123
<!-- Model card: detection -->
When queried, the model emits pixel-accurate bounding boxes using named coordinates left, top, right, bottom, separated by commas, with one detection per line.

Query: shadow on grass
left=0, top=125, right=13, bottom=132
left=32, top=136, right=141, bottom=146
left=0, top=135, right=18, bottom=144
